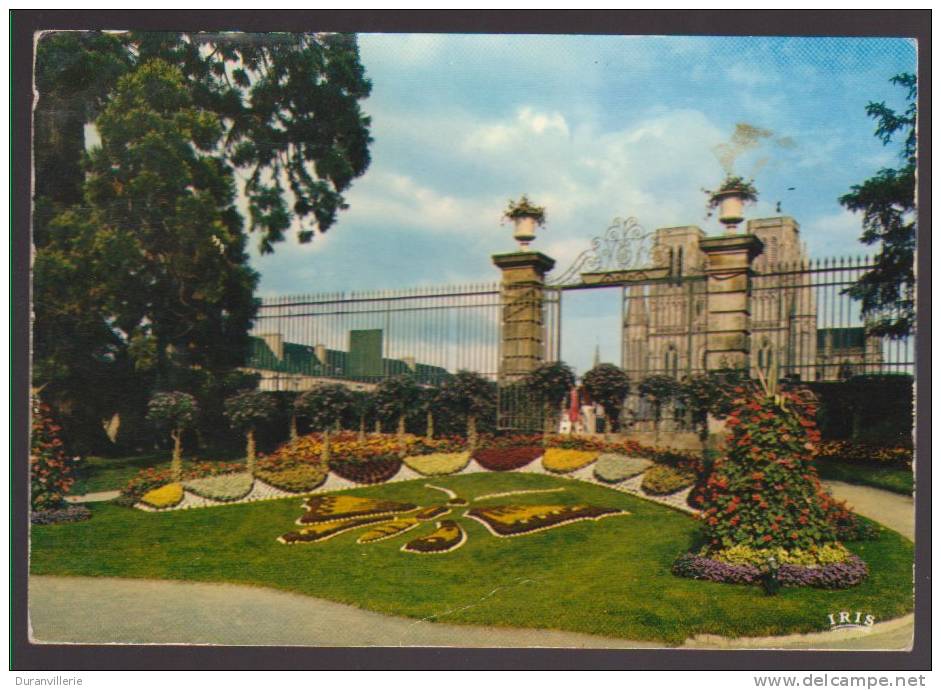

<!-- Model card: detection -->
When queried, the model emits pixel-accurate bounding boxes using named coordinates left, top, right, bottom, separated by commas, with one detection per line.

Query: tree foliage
left=375, top=374, right=422, bottom=437
left=639, top=374, right=683, bottom=424
left=840, top=73, right=917, bottom=339
left=438, top=371, right=496, bottom=447
left=524, top=361, right=576, bottom=406
left=31, top=31, right=373, bottom=452
left=295, top=383, right=353, bottom=431
left=583, top=364, right=631, bottom=432
left=681, top=369, right=749, bottom=438
left=224, top=390, right=277, bottom=432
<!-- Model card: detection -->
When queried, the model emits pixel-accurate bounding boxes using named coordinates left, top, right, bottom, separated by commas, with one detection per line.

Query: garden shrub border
left=473, top=446, right=542, bottom=471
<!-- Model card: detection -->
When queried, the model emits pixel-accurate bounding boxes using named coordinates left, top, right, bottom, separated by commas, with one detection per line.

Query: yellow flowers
left=466, top=504, right=627, bottom=537
left=542, top=448, right=599, bottom=473
left=297, top=495, right=419, bottom=524
left=403, top=452, right=471, bottom=476
left=140, top=482, right=184, bottom=509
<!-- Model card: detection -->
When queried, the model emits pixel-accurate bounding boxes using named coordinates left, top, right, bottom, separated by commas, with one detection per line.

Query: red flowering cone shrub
left=698, top=385, right=838, bottom=553
left=30, top=396, right=78, bottom=510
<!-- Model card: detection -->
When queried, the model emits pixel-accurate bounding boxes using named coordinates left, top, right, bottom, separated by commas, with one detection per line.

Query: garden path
left=29, top=575, right=912, bottom=650
left=822, top=481, right=914, bottom=540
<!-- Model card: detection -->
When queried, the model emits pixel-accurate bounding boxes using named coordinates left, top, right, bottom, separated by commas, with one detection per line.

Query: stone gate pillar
left=492, top=251, right=556, bottom=381
left=699, top=234, right=764, bottom=371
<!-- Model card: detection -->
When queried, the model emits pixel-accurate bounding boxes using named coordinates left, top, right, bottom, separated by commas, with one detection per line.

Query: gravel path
left=28, top=575, right=911, bottom=650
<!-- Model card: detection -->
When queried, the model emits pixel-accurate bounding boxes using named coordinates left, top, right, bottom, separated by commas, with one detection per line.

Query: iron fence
left=248, top=283, right=502, bottom=391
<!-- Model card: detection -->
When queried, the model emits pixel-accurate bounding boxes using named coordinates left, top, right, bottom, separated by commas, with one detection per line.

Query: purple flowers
left=672, top=552, right=869, bottom=589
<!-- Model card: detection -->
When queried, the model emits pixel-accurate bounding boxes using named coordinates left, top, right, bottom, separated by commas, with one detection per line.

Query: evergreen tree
left=840, top=73, right=917, bottom=339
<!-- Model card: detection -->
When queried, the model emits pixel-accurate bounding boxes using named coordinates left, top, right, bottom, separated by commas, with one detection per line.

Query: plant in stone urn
left=704, top=175, right=759, bottom=232
left=503, top=194, right=546, bottom=248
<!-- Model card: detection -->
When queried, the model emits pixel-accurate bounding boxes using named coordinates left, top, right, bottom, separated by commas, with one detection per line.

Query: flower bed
left=298, top=495, right=419, bottom=525
left=120, top=461, right=245, bottom=503
left=402, top=520, right=467, bottom=554
left=710, top=543, right=852, bottom=567
left=641, top=465, right=696, bottom=495
left=329, top=454, right=402, bottom=484
left=31, top=505, right=92, bottom=525
left=183, top=473, right=254, bottom=502
left=140, top=483, right=184, bottom=509
left=415, top=505, right=451, bottom=520
left=264, top=432, right=420, bottom=468
left=465, top=503, right=625, bottom=537
left=541, top=448, right=599, bottom=473
left=473, top=446, right=542, bottom=471
left=403, top=452, right=471, bottom=476
left=816, top=440, right=913, bottom=468
left=280, top=515, right=390, bottom=545
left=357, top=517, right=421, bottom=544
left=671, top=552, right=869, bottom=589
left=593, top=454, right=652, bottom=483
left=254, top=465, right=327, bottom=493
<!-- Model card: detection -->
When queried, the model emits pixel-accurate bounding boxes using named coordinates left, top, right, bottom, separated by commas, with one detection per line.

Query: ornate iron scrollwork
left=549, top=217, right=662, bottom=286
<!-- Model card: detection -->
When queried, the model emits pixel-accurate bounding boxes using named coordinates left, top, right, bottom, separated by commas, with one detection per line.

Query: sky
left=244, top=34, right=916, bottom=374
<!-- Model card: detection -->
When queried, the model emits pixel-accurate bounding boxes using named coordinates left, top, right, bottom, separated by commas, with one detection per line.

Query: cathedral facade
left=621, top=216, right=883, bottom=385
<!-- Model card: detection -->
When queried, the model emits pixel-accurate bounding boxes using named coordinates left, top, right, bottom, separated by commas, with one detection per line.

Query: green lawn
left=816, top=460, right=913, bottom=496
left=32, top=473, right=914, bottom=644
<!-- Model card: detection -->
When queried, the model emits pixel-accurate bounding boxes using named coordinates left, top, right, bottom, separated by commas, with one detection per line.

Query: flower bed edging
left=671, top=552, right=869, bottom=589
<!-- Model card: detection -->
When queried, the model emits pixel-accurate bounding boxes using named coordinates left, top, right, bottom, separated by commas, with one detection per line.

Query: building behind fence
left=244, top=215, right=913, bottom=431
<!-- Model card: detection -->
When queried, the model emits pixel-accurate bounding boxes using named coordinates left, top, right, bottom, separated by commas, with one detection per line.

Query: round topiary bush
left=593, top=454, right=653, bottom=483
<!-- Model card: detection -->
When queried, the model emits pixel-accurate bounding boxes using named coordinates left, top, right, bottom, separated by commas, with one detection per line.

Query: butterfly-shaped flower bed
left=278, top=485, right=629, bottom=553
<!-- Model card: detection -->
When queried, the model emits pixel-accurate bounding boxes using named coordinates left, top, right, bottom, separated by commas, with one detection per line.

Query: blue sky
left=245, top=34, right=916, bottom=374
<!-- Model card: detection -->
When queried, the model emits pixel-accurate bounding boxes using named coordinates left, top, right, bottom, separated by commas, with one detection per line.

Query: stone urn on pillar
left=705, top=175, right=759, bottom=234
left=503, top=194, right=547, bottom=249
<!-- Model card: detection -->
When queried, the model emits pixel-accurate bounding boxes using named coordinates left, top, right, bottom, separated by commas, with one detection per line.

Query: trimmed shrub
left=254, top=466, right=327, bottom=493
left=140, top=483, right=184, bottom=509
left=31, top=505, right=92, bottom=525
left=698, top=385, right=838, bottom=552
left=403, top=452, right=471, bottom=476
left=541, top=448, right=599, bottom=473
left=641, top=464, right=695, bottom=495
left=183, top=473, right=254, bottom=502
left=593, top=454, right=653, bottom=483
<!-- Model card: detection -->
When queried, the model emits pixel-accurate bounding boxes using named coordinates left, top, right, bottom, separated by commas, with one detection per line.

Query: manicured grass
left=816, top=459, right=913, bottom=496
left=32, top=473, right=914, bottom=644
